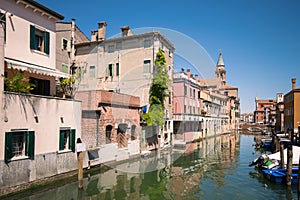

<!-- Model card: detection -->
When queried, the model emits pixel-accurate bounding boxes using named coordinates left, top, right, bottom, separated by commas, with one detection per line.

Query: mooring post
left=76, top=138, right=86, bottom=189
left=77, top=151, right=83, bottom=189
left=280, top=142, right=285, bottom=168
left=286, top=144, right=293, bottom=186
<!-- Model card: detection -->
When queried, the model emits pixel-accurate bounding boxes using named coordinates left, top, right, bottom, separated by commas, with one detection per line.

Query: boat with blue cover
left=262, top=168, right=298, bottom=183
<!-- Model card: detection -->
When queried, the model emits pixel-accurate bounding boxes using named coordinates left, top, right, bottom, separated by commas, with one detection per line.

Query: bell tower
left=215, top=50, right=226, bottom=85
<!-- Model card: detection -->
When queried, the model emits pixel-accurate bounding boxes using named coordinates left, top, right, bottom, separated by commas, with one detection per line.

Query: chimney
left=292, top=78, right=296, bottom=90
left=187, top=69, right=190, bottom=80
left=98, top=21, right=107, bottom=41
left=195, top=74, right=199, bottom=82
left=91, top=30, right=98, bottom=42
left=121, top=26, right=132, bottom=37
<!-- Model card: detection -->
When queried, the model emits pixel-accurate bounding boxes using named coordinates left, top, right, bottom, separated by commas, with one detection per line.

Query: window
left=90, top=66, right=95, bottom=78
left=108, top=45, right=114, bottom=53
left=106, top=64, right=113, bottom=77
left=184, top=85, right=187, bottom=96
left=116, top=41, right=122, bottom=50
left=0, top=13, right=6, bottom=42
left=144, top=39, right=151, bottom=48
left=61, top=38, right=70, bottom=51
left=169, top=92, right=171, bottom=104
left=143, top=60, right=151, bottom=73
left=62, top=64, right=68, bottom=73
left=5, top=131, right=35, bottom=162
left=106, top=125, right=112, bottom=144
left=116, top=63, right=120, bottom=76
left=59, top=128, right=75, bottom=152
left=30, top=77, right=50, bottom=96
left=30, top=25, right=50, bottom=54
left=131, top=125, right=136, bottom=140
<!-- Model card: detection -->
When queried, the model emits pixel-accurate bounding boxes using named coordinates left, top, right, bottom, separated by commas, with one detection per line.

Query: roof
left=76, top=31, right=175, bottom=50
left=217, top=52, right=225, bottom=66
left=220, top=85, right=237, bottom=89
left=200, top=78, right=220, bottom=87
left=22, top=0, right=64, bottom=20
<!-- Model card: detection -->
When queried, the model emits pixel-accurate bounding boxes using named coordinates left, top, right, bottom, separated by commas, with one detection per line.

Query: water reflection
left=3, top=132, right=240, bottom=200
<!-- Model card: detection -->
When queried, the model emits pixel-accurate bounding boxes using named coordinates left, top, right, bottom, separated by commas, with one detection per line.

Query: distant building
left=254, top=97, right=276, bottom=124
left=284, top=78, right=300, bottom=133
left=240, top=113, right=254, bottom=124
left=275, top=93, right=284, bottom=133
left=200, top=51, right=240, bottom=131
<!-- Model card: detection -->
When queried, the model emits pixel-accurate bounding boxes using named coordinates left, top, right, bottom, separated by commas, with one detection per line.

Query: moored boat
left=262, top=168, right=298, bottom=183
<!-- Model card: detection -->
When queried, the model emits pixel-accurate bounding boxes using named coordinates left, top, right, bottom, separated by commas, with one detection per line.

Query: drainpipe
left=0, top=13, right=5, bottom=119
left=71, top=18, right=75, bottom=65
left=96, top=110, right=101, bottom=146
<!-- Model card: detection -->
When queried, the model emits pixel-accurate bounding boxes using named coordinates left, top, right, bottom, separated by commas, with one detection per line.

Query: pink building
left=173, top=69, right=203, bottom=142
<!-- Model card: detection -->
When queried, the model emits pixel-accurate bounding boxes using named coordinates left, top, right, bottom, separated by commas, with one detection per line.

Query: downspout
left=96, top=110, right=101, bottom=147
left=71, top=18, right=75, bottom=65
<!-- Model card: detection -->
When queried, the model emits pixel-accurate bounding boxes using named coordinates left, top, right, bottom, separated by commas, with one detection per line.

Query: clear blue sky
left=38, top=0, right=300, bottom=113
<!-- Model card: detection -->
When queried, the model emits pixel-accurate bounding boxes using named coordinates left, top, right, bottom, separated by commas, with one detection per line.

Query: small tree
left=4, top=73, right=35, bottom=93
left=143, top=49, right=169, bottom=126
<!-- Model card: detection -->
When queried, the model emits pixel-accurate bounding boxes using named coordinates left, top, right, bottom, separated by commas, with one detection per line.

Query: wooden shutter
left=59, top=131, right=65, bottom=151
left=4, top=132, right=13, bottom=163
left=44, top=31, right=50, bottom=54
left=70, top=129, right=76, bottom=152
left=26, top=131, right=35, bottom=160
left=30, top=25, right=35, bottom=49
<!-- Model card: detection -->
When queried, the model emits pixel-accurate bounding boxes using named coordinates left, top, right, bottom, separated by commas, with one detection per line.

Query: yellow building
left=284, top=78, right=300, bottom=133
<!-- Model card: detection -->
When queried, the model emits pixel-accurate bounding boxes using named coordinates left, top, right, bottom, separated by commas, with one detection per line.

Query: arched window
left=106, top=125, right=113, bottom=144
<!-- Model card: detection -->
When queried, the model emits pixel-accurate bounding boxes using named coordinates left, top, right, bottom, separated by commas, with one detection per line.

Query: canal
left=3, top=132, right=299, bottom=200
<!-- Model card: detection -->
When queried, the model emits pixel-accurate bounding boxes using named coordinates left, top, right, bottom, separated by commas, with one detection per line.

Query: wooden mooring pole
left=76, top=138, right=85, bottom=189
left=77, top=151, right=83, bottom=189
left=286, top=145, right=293, bottom=186
left=280, top=142, right=285, bottom=168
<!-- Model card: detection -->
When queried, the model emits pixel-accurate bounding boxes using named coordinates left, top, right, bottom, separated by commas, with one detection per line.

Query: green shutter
left=4, top=132, right=13, bottom=163
left=70, top=129, right=76, bottom=152
left=44, top=31, right=50, bottom=54
left=116, top=63, right=119, bottom=76
left=106, top=66, right=109, bottom=77
left=30, top=25, right=35, bottom=49
left=26, top=131, right=35, bottom=160
left=59, top=131, right=65, bottom=151
left=111, top=64, right=114, bottom=76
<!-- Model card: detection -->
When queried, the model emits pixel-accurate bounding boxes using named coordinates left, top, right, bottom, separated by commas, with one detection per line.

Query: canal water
left=3, top=132, right=299, bottom=200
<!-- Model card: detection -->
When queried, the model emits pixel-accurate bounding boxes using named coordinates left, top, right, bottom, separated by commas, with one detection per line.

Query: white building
left=0, top=0, right=81, bottom=190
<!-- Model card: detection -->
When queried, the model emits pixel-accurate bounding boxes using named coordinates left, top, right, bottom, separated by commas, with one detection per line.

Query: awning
left=5, top=58, right=70, bottom=78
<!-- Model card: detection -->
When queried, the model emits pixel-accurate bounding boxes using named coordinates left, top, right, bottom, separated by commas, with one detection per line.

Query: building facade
left=284, top=78, right=300, bottom=133
left=173, top=70, right=203, bottom=142
left=75, top=23, right=175, bottom=148
left=0, top=0, right=81, bottom=190
left=254, top=97, right=276, bottom=124
left=75, top=90, right=141, bottom=165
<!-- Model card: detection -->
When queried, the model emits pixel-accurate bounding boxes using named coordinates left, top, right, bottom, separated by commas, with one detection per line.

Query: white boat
left=249, top=145, right=300, bottom=169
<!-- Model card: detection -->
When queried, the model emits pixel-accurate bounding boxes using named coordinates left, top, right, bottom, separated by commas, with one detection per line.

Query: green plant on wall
left=56, top=75, right=76, bottom=98
left=142, top=49, right=170, bottom=126
left=4, top=73, right=35, bottom=93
